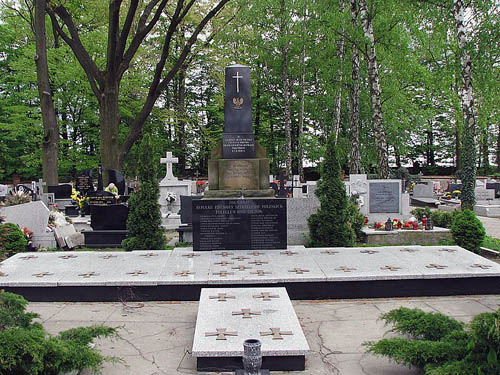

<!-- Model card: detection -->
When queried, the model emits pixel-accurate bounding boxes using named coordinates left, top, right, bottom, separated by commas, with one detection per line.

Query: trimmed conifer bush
left=307, top=136, right=355, bottom=247
left=0, top=223, right=27, bottom=259
left=122, top=134, right=165, bottom=251
left=451, top=209, right=485, bottom=254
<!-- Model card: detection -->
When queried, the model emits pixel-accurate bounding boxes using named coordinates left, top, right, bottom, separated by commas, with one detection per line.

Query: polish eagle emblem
left=233, top=97, right=244, bottom=110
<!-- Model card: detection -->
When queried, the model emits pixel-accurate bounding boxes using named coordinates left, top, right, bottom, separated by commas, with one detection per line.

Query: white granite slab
left=192, top=287, right=310, bottom=357
left=158, top=248, right=211, bottom=285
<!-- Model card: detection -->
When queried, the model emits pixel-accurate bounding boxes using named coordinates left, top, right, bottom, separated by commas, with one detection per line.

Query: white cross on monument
left=160, top=152, right=178, bottom=181
left=232, top=71, right=243, bottom=93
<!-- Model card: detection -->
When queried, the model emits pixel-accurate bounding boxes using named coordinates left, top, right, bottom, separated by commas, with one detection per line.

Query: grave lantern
left=385, top=218, right=393, bottom=231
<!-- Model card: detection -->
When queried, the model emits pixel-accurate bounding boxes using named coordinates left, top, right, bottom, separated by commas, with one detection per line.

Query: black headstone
left=180, top=195, right=203, bottom=224
left=192, top=198, right=287, bottom=251
left=486, top=183, right=500, bottom=198
left=222, top=65, right=255, bottom=159
left=106, top=169, right=126, bottom=195
left=48, top=184, right=73, bottom=199
left=90, top=204, right=128, bottom=230
left=87, top=191, right=116, bottom=206
left=448, top=183, right=463, bottom=193
left=75, top=173, right=94, bottom=194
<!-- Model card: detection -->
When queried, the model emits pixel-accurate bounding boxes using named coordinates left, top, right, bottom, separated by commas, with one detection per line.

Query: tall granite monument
left=193, top=65, right=286, bottom=251
left=205, top=65, right=274, bottom=197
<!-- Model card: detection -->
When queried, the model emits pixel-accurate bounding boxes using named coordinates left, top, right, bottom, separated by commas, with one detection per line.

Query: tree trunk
left=497, top=122, right=500, bottom=173
left=99, top=81, right=120, bottom=170
left=359, top=0, right=390, bottom=179
left=255, top=71, right=261, bottom=138
left=280, top=0, right=292, bottom=178
left=454, top=0, right=477, bottom=210
left=177, top=67, right=187, bottom=178
left=332, top=0, right=345, bottom=142
left=349, top=0, right=363, bottom=175
left=481, top=126, right=489, bottom=172
left=34, top=0, right=59, bottom=185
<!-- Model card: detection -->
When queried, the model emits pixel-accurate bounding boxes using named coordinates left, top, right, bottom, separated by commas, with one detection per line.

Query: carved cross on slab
left=182, top=253, right=201, bottom=258
left=380, top=265, right=401, bottom=272
left=215, top=252, right=234, bottom=257
left=32, top=272, right=53, bottom=278
left=321, top=250, right=339, bottom=255
left=213, top=271, right=234, bottom=277
left=126, top=270, right=148, bottom=276
left=99, top=254, right=117, bottom=259
left=59, top=254, right=78, bottom=259
left=251, top=270, right=272, bottom=276
left=249, top=260, right=268, bottom=266
left=400, top=248, right=419, bottom=253
left=205, top=328, right=238, bottom=340
left=21, top=255, right=38, bottom=260
left=247, top=251, right=265, bottom=256
left=78, top=271, right=100, bottom=278
left=232, top=308, right=261, bottom=318
left=471, top=264, right=492, bottom=269
left=139, top=253, right=158, bottom=258
left=439, top=248, right=457, bottom=253
left=209, top=293, right=236, bottom=302
left=280, top=251, right=298, bottom=256
left=0, top=271, right=8, bottom=277
left=253, top=292, right=279, bottom=301
left=175, top=271, right=194, bottom=277
left=215, top=261, right=234, bottom=266
left=232, top=256, right=249, bottom=261
left=260, top=328, right=293, bottom=340
left=289, top=268, right=309, bottom=274
left=360, top=250, right=379, bottom=255
left=426, top=264, right=448, bottom=269
left=335, top=266, right=356, bottom=272
left=232, top=265, right=252, bottom=271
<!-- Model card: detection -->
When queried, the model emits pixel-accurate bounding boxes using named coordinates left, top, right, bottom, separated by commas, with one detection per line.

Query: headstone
left=349, top=174, right=369, bottom=214
left=1, top=201, right=50, bottom=240
left=180, top=195, right=203, bottom=224
left=106, top=169, right=126, bottom=195
left=413, top=184, right=434, bottom=198
left=87, top=190, right=116, bottom=206
left=369, top=181, right=400, bottom=213
left=90, top=204, right=128, bottom=230
left=448, top=183, right=462, bottom=193
left=223, top=65, right=255, bottom=159
left=192, top=199, right=287, bottom=251
left=486, top=183, right=500, bottom=198
left=159, top=152, right=192, bottom=218
left=54, top=224, right=80, bottom=249
left=47, top=184, right=73, bottom=199
left=160, top=152, right=179, bottom=183
left=75, top=173, right=94, bottom=194
left=475, top=188, right=495, bottom=201
left=0, top=184, right=8, bottom=197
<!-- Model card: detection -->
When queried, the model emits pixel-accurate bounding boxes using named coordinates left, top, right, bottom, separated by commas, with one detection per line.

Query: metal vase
left=242, top=339, right=262, bottom=375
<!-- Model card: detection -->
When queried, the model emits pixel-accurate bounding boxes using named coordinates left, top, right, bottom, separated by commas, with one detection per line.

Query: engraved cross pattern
left=426, top=264, right=448, bottom=269
left=360, top=250, right=379, bottom=255
left=215, top=252, right=234, bottom=257
left=78, top=271, right=100, bottom=278
left=471, top=264, right=492, bottom=269
left=321, top=250, right=339, bottom=255
left=59, top=255, right=78, bottom=259
left=99, top=254, right=117, bottom=259
left=215, top=261, right=234, bottom=266
left=289, top=268, right=310, bottom=274
left=139, top=253, right=158, bottom=258
left=182, top=253, right=201, bottom=258
left=21, top=255, right=38, bottom=260
left=247, top=251, right=264, bottom=256
left=400, top=248, right=419, bottom=253
left=439, top=248, right=457, bottom=253
left=205, top=328, right=238, bottom=340
left=232, top=308, right=261, bottom=319
left=336, top=266, right=356, bottom=272
left=232, top=256, right=249, bottom=261
left=380, top=265, right=401, bottom=271
left=32, top=272, right=53, bottom=278
left=232, top=265, right=252, bottom=271
left=251, top=270, right=272, bottom=276
left=213, top=271, right=234, bottom=277
left=280, top=251, right=298, bottom=256
left=249, top=260, right=268, bottom=266
left=260, top=328, right=293, bottom=340
left=126, top=270, right=148, bottom=276
left=209, top=293, right=236, bottom=302
left=253, top=292, right=279, bottom=301
left=232, top=71, right=243, bottom=93
left=175, top=271, right=194, bottom=277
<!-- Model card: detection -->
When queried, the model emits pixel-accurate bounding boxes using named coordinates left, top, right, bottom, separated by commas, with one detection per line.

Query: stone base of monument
left=192, top=287, right=309, bottom=372
left=204, top=189, right=275, bottom=198
left=474, top=205, right=500, bottom=218
left=161, top=212, right=181, bottom=230
left=361, top=227, right=452, bottom=245
left=82, top=230, right=128, bottom=248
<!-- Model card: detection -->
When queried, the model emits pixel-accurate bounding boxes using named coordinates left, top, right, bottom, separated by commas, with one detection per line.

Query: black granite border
left=4, top=277, right=500, bottom=302
left=197, top=355, right=305, bottom=372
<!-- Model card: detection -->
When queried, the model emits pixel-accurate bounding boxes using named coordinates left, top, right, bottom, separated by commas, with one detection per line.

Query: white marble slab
left=192, top=287, right=310, bottom=357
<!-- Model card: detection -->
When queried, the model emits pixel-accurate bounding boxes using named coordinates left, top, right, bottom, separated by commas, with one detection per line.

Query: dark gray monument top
left=224, top=65, right=252, bottom=134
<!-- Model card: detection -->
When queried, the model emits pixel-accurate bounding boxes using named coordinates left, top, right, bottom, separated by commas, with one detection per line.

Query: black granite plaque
left=224, top=65, right=252, bottom=134
left=369, top=182, right=400, bottom=213
left=180, top=195, right=202, bottom=224
left=486, top=183, right=500, bottom=198
left=90, top=204, right=128, bottom=230
left=222, top=133, right=255, bottom=159
left=87, top=190, right=116, bottom=206
left=47, top=184, right=73, bottom=199
left=75, top=174, right=94, bottom=194
left=192, top=198, right=287, bottom=251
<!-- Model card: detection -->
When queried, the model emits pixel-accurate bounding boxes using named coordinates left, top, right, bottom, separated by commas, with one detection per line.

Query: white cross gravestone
left=160, top=152, right=179, bottom=183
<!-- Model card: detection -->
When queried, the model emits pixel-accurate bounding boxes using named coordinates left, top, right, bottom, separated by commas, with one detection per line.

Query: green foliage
left=411, top=207, right=432, bottom=221
left=430, top=210, right=457, bottom=229
left=5, top=192, right=32, bottom=206
left=0, top=223, right=28, bottom=259
left=482, top=236, right=500, bottom=252
left=366, top=307, right=500, bottom=375
left=308, top=136, right=354, bottom=247
left=347, top=195, right=366, bottom=242
left=451, top=210, right=486, bottom=253
left=0, top=291, right=118, bottom=375
left=122, top=135, right=165, bottom=251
